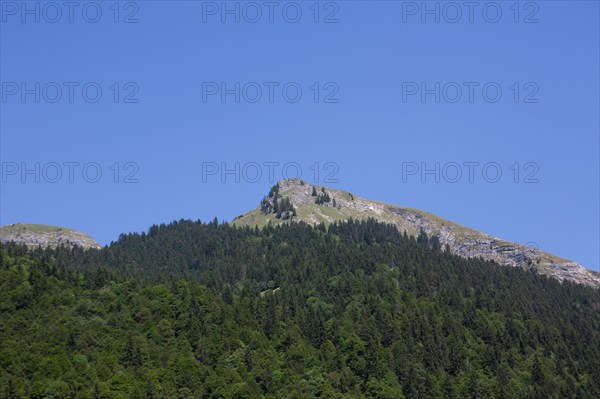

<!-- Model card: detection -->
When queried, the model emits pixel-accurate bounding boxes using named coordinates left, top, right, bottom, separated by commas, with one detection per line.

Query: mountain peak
left=276, top=177, right=307, bottom=187
left=0, top=223, right=101, bottom=249
left=234, top=182, right=600, bottom=288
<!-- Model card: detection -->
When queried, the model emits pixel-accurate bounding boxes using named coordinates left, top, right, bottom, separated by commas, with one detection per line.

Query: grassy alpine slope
left=0, top=223, right=101, bottom=250
left=233, top=179, right=600, bottom=288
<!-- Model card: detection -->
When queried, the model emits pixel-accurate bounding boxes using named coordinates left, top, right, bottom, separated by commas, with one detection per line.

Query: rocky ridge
left=0, top=223, right=101, bottom=250
left=233, top=178, right=600, bottom=288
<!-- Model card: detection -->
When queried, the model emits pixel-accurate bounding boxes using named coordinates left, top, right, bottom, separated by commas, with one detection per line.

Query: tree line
left=1, top=218, right=599, bottom=398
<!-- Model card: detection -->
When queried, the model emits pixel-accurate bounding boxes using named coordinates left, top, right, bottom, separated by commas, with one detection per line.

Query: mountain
left=233, top=178, right=600, bottom=288
left=2, top=217, right=600, bottom=398
left=0, top=223, right=101, bottom=249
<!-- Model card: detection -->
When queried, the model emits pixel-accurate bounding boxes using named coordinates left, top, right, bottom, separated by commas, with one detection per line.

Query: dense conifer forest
left=1, top=219, right=599, bottom=398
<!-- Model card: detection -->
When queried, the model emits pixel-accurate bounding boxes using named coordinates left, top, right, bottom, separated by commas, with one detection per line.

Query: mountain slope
left=233, top=178, right=600, bottom=288
left=0, top=223, right=101, bottom=249
left=3, top=218, right=600, bottom=397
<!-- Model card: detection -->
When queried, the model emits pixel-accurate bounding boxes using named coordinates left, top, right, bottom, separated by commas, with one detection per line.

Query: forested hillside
left=1, top=219, right=599, bottom=398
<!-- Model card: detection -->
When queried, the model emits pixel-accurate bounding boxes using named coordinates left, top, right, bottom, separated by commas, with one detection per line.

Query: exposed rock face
left=0, top=223, right=101, bottom=250
left=234, top=178, right=600, bottom=288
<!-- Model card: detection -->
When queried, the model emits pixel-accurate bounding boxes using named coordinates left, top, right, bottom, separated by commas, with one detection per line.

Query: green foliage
left=260, top=184, right=295, bottom=220
left=1, top=219, right=600, bottom=398
left=315, top=189, right=331, bottom=205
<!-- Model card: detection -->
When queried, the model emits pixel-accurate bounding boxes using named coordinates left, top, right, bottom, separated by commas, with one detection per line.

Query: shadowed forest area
left=1, top=219, right=599, bottom=398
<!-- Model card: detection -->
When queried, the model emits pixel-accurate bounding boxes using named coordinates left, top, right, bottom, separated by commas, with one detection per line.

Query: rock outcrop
left=0, top=223, right=101, bottom=250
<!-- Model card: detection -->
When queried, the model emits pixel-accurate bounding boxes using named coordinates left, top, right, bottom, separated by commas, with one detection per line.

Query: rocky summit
left=0, top=223, right=101, bottom=250
left=234, top=178, right=600, bottom=288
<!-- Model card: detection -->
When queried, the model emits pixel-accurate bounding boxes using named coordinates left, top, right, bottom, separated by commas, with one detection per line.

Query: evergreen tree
left=1, top=219, right=599, bottom=398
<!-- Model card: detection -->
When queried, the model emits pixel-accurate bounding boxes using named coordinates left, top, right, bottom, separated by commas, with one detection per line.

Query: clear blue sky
left=1, top=1, right=599, bottom=271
